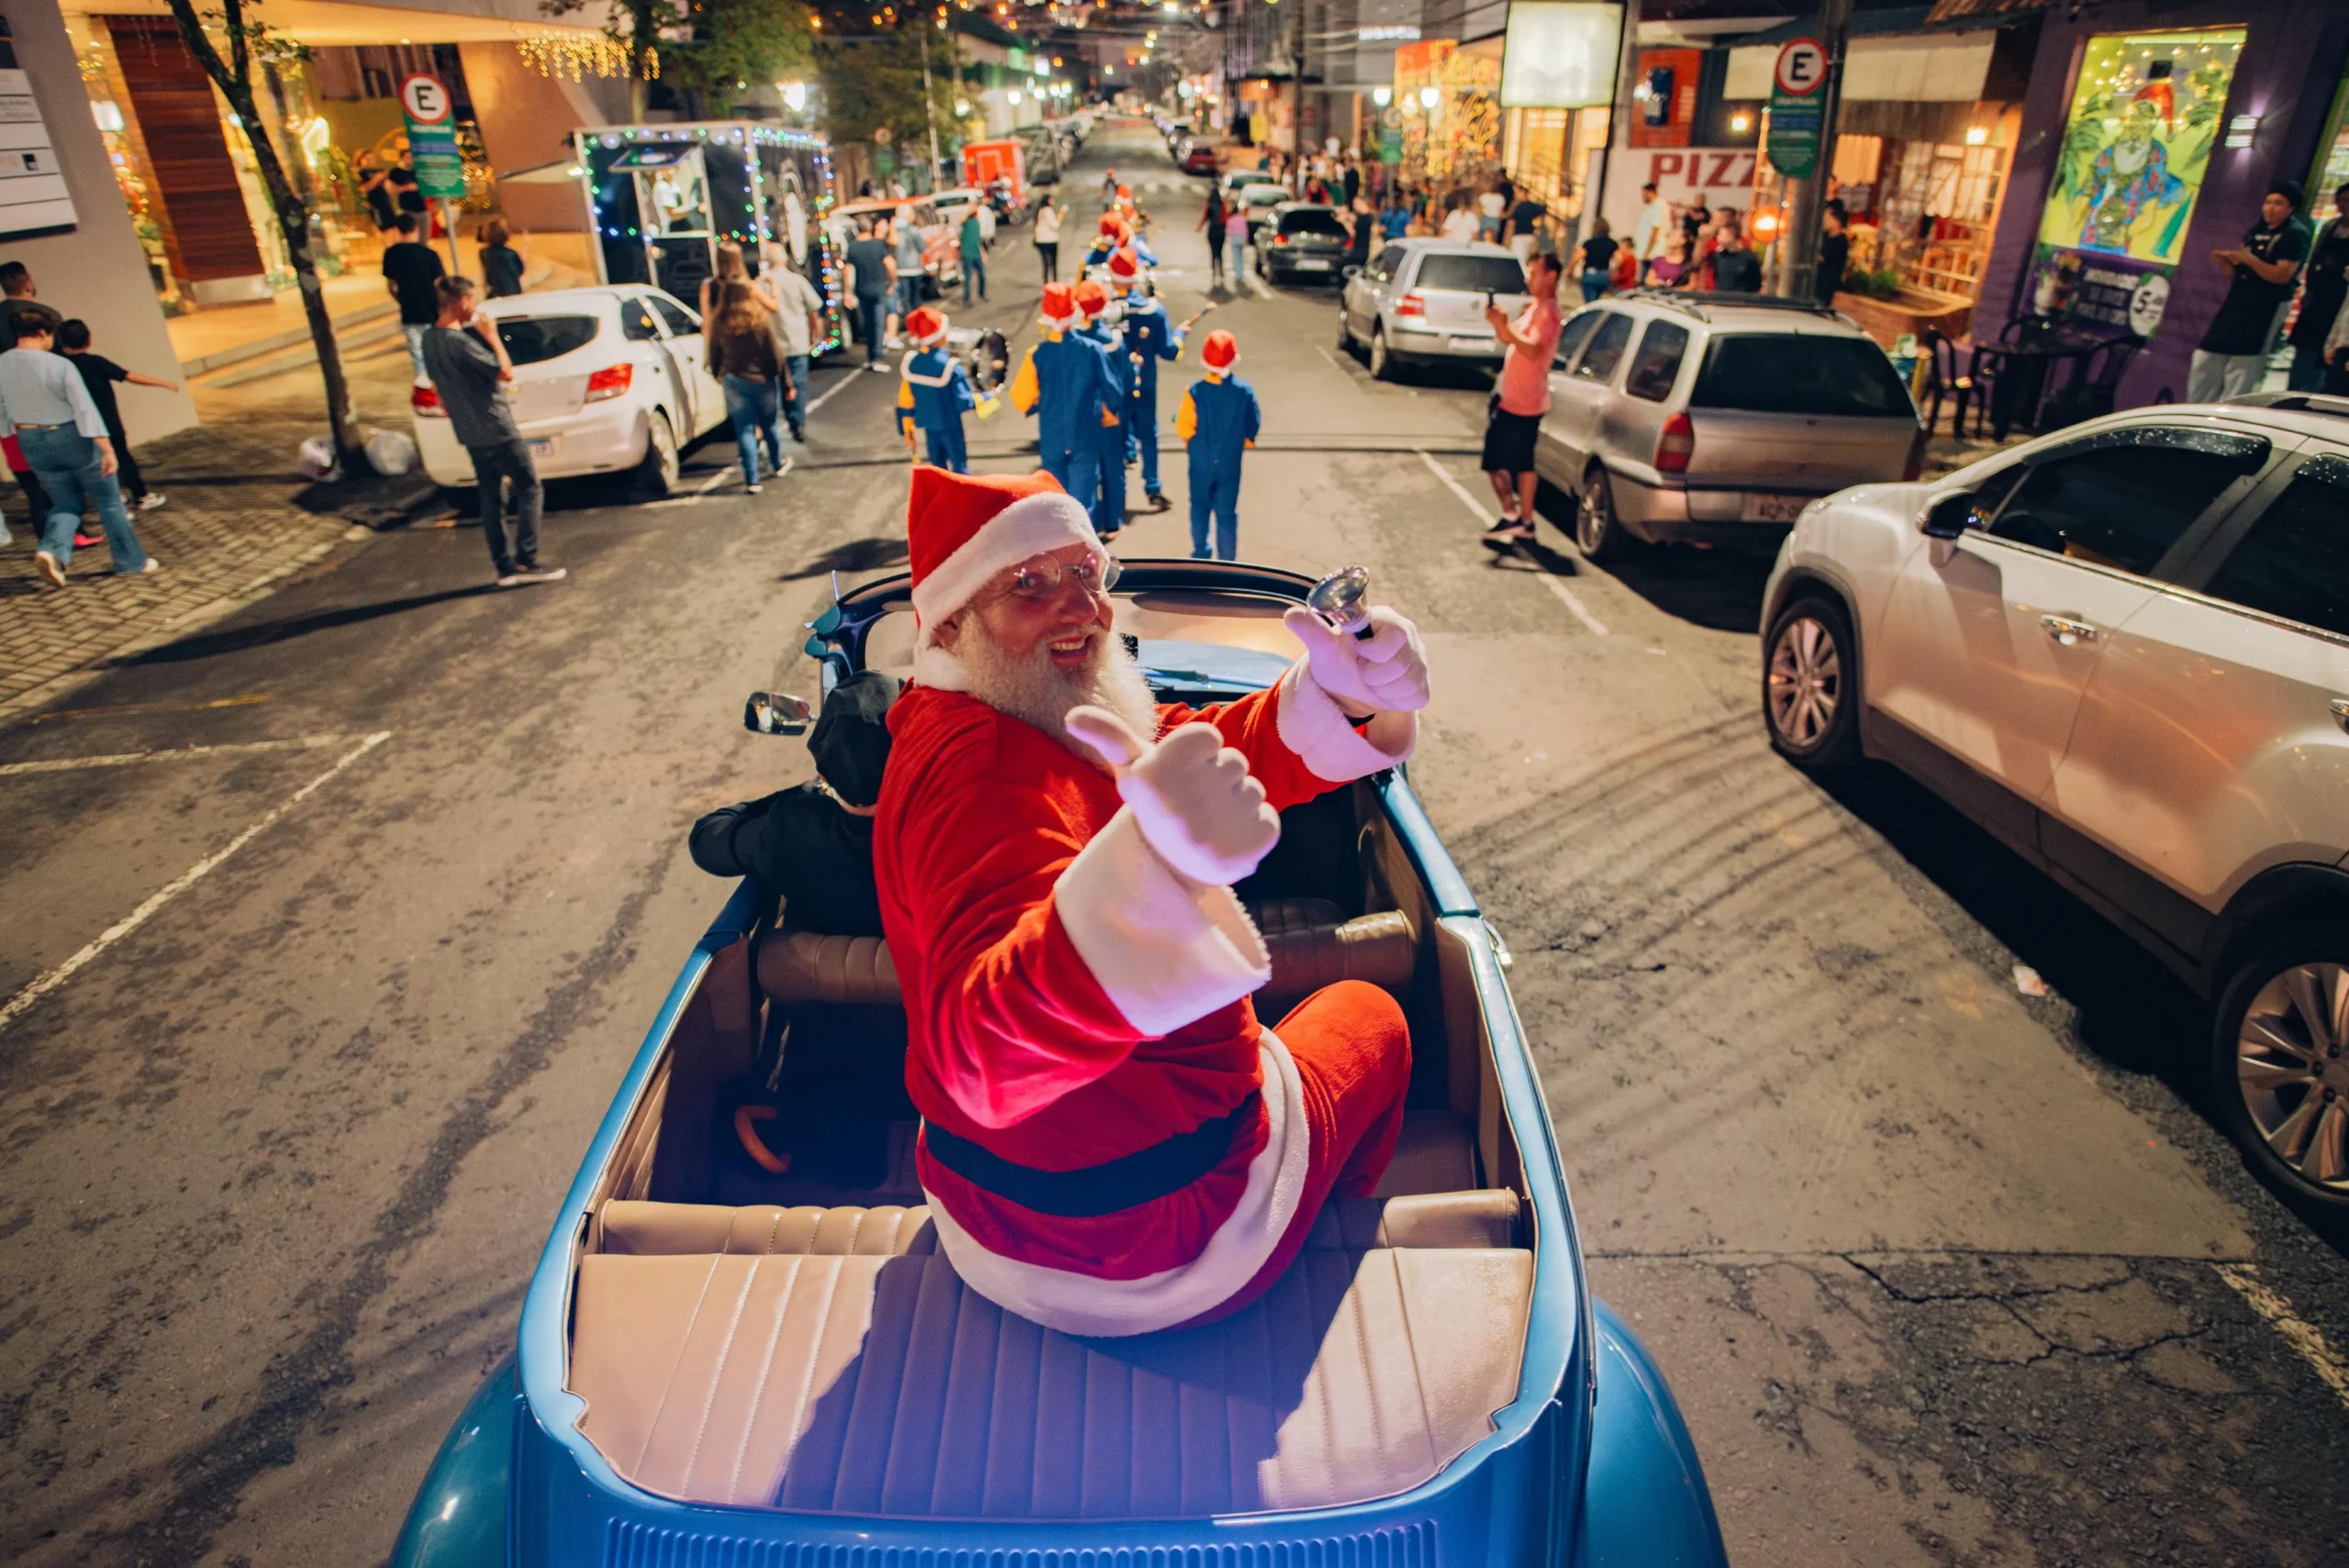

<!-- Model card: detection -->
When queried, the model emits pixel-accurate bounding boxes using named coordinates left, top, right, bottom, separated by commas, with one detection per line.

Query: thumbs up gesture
left=1063, top=707, right=1280, bottom=886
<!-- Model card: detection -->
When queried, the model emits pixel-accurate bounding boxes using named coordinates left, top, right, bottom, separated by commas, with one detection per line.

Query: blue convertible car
left=393, top=561, right=1726, bottom=1568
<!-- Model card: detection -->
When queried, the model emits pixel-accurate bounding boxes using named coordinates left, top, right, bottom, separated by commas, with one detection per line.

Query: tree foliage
left=817, top=29, right=959, bottom=157
left=541, top=0, right=815, bottom=116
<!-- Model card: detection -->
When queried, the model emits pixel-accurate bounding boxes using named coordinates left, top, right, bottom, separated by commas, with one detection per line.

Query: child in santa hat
left=894, top=305, right=985, bottom=473
left=1174, top=329, right=1260, bottom=561
left=1007, top=283, right=1123, bottom=508
left=874, top=465, right=1431, bottom=1337
left=1072, top=279, right=1130, bottom=537
left=1109, top=247, right=1184, bottom=512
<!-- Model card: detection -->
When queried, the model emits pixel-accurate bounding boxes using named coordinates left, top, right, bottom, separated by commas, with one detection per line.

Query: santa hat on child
left=1039, top=282, right=1083, bottom=332
left=1106, top=248, right=1143, bottom=289
left=904, top=305, right=950, bottom=346
left=1073, top=279, right=1111, bottom=320
left=1098, top=213, right=1129, bottom=239
left=1116, top=183, right=1132, bottom=200
left=1201, top=328, right=1240, bottom=374
left=905, top=467, right=1099, bottom=682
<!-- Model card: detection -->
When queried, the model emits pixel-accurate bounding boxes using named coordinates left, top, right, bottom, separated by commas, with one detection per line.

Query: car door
left=1534, top=307, right=1605, bottom=484
left=1869, top=425, right=2273, bottom=843
left=1352, top=244, right=1403, bottom=335
left=1542, top=309, right=1633, bottom=477
left=2043, top=444, right=2348, bottom=951
left=646, top=292, right=722, bottom=436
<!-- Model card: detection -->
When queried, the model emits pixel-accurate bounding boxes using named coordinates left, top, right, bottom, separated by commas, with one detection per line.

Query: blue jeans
left=857, top=294, right=889, bottom=363
left=1129, top=397, right=1163, bottom=495
left=781, top=354, right=809, bottom=432
left=1088, top=430, right=1125, bottom=534
left=403, top=323, right=429, bottom=380
left=1581, top=271, right=1608, bottom=302
left=921, top=421, right=968, bottom=473
left=962, top=252, right=986, bottom=303
left=2289, top=341, right=2329, bottom=393
left=20, top=424, right=145, bottom=573
left=723, top=374, right=785, bottom=483
left=1189, top=462, right=1238, bottom=560
left=896, top=275, right=923, bottom=322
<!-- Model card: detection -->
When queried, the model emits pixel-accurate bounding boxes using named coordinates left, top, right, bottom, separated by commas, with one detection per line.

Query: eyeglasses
left=988, top=550, right=1120, bottom=604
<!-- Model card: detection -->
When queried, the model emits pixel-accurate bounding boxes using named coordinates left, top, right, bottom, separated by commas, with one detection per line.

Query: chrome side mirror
left=1341, top=264, right=1362, bottom=281
left=744, top=692, right=814, bottom=736
left=1920, top=491, right=1976, bottom=539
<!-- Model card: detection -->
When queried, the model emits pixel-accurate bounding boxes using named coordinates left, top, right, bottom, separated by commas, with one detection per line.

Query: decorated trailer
left=574, top=121, right=846, bottom=354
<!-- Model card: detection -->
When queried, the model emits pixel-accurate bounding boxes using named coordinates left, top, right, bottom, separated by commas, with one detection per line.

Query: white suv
left=1760, top=393, right=2349, bottom=1207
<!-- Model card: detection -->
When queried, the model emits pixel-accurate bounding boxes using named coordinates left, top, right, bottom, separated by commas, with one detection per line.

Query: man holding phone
left=420, top=274, right=565, bottom=587
left=1478, top=250, right=1564, bottom=548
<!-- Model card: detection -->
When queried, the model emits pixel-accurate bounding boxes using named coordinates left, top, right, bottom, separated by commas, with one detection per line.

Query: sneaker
left=865, top=361, right=890, bottom=374
left=73, top=529, right=101, bottom=550
left=133, top=557, right=162, bottom=575
left=884, top=334, right=905, bottom=350
left=33, top=550, right=65, bottom=586
left=744, top=482, right=762, bottom=494
left=139, top=493, right=169, bottom=511
left=1145, top=492, right=1171, bottom=513
left=789, top=426, right=807, bottom=443
left=767, top=456, right=794, bottom=481
left=497, top=564, right=568, bottom=587
left=1480, top=517, right=1532, bottom=550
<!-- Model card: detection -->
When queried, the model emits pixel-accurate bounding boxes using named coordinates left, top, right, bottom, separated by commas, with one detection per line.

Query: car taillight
left=584, top=363, right=633, bottom=403
left=1395, top=292, right=1426, bottom=317
left=410, top=384, right=445, bottom=417
left=1275, top=232, right=1290, bottom=245
left=1655, top=412, right=1695, bottom=474
left=1902, top=422, right=1928, bottom=482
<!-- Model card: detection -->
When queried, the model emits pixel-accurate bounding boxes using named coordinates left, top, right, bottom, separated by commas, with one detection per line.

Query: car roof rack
left=1614, top=288, right=1848, bottom=324
left=2227, top=390, right=2349, bottom=417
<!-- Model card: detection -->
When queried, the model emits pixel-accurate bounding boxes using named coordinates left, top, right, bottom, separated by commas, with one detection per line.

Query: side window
left=648, top=295, right=698, bottom=336
left=1553, top=308, right=1601, bottom=370
left=1373, top=245, right=1405, bottom=283
left=1989, top=429, right=2267, bottom=576
left=2203, top=455, right=2349, bottom=637
left=618, top=298, right=662, bottom=341
left=1624, top=320, right=1690, bottom=402
left=1573, top=311, right=1633, bottom=382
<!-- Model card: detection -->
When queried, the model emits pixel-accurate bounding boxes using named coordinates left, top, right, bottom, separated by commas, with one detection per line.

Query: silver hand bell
left=1308, top=564, right=1375, bottom=640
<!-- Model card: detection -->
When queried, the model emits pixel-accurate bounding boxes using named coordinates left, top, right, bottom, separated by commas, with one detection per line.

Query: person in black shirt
left=57, top=318, right=178, bottom=514
left=2288, top=183, right=2349, bottom=392
left=1709, top=226, right=1763, bottom=293
left=1817, top=203, right=1851, bottom=304
left=478, top=217, right=526, bottom=298
left=2189, top=180, right=2308, bottom=403
left=1573, top=217, right=1619, bottom=301
left=381, top=213, right=445, bottom=382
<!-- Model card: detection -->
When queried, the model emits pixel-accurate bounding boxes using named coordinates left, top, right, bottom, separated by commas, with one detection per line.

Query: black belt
left=921, top=1092, right=1259, bottom=1218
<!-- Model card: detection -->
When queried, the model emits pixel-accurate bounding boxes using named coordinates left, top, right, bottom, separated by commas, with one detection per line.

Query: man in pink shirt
left=1479, top=250, right=1564, bottom=546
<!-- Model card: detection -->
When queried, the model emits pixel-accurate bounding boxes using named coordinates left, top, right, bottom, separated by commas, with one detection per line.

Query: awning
left=1924, top=0, right=2056, bottom=21
left=60, top=0, right=612, bottom=47
left=1726, top=30, right=1996, bottom=102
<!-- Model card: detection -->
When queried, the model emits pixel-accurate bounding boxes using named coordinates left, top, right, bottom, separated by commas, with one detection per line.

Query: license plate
left=1291, top=258, right=1329, bottom=271
left=527, top=439, right=554, bottom=457
left=1742, top=493, right=1809, bottom=522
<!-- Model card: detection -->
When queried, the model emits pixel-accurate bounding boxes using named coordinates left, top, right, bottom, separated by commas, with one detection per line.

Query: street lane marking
left=692, top=465, right=734, bottom=495
left=0, top=732, right=361, bottom=777
left=2217, top=1262, right=2349, bottom=1412
left=0, top=730, right=391, bottom=1037
left=18, top=693, right=274, bottom=727
left=1414, top=448, right=1610, bottom=636
left=806, top=371, right=863, bottom=414
left=1241, top=267, right=1274, bottom=300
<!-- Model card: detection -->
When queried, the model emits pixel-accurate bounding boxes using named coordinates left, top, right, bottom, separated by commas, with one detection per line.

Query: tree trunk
left=161, top=0, right=363, bottom=464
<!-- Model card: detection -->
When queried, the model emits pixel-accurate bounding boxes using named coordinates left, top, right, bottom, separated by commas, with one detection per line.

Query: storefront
left=1392, top=39, right=1502, bottom=192
left=1971, top=0, right=2349, bottom=406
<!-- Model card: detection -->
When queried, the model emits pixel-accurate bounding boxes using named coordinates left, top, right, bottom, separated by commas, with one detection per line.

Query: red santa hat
left=904, top=305, right=949, bottom=346
left=907, top=466, right=1099, bottom=636
left=1073, top=279, right=1112, bottom=320
left=1039, top=282, right=1082, bottom=331
left=1097, top=213, right=1128, bottom=239
left=1106, top=247, right=1143, bottom=286
left=1116, top=183, right=1132, bottom=199
left=1201, top=328, right=1240, bottom=373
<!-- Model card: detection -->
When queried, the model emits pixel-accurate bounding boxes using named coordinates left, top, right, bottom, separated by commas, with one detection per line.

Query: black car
left=1259, top=203, right=1351, bottom=286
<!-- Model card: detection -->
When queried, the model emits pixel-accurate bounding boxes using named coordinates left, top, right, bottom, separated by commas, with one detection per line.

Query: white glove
left=1282, top=605, right=1431, bottom=715
left=1063, top=706, right=1280, bottom=886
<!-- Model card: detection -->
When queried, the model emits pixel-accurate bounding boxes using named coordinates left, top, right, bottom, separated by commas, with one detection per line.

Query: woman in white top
left=1032, top=196, right=1063, bottom=284
left=1439, top=194, right=1482, bottom=244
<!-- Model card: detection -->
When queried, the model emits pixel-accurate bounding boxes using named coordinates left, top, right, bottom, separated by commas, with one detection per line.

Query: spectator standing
left=1223, top=200, right=1251, bottom=278
left=1343, top=195, right=1375, bottom=276
left=1201, top=185, right=1229, bottom=284
left=1477, top=181, right=1507, bottom=240
left=2189, top=181, right=2309, bottom=403
left=57, top=317, right=176, bottom=518
left=1505, top=190, right=1545, bottom=262
left=1816, top=203, right=1851, bottom=305
left=382, top=214, right=445, bottom=382
left=2288, top=183, right=2349, bottom=392
left=699, top=240, right=780, bottom=326
left=0, top=260, right=50, bottom=539
left=1571, top=217, right=1618, bottom=303
left=1476, top=250, right=1564, bottom=547
left=1379, top=192, right=1411, bottom=240
left=478, top=218, right=527, bottom=298
left=1439, top=192, right=1481, bottom=243
left=1709, top=225, right=1763, bottom=293
left=0, top=259, right=46, bottom=346
left=707, top=279, right=794, bottom=492
left=420, top=275, right=564, bottom=588
left=891, top=208, right=926, bottom=334
left=1649, top=227, right=1693, bottom=288
left=1033, top=195, right=1063, bottom=284
left=844, top=217, right=896, bottom=373
left=762, top=249, right=826, bottom=440
left=1631, top=183, right=1669, bottom=282
left=1342, top=157, right=1362, bottom=207
left=3, top=306, right=151, bottom=585
left=959, top=207, right=986, bottom=304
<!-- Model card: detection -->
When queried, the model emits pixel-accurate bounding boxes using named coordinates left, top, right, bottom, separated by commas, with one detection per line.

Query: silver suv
left=1533, top=291, right=1925, bottom=561
left=1336, top=239, right=1531, bottom=381
left=1760, top=391, right=2349, bottom=1207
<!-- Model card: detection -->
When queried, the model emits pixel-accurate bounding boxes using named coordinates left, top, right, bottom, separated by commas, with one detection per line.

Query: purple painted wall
left=1975, top=0, right=2349, bottom=407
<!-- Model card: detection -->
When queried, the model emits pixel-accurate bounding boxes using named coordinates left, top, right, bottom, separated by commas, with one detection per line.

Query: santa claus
left=874, top=466, right=1431, bottom=1337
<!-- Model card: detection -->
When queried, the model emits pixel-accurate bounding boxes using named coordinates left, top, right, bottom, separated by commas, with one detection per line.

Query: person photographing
left=420, top=274, right=565, bottom=587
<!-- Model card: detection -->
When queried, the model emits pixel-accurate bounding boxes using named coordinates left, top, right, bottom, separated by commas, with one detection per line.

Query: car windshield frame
left=1689, top=330, right=1917, bottom=418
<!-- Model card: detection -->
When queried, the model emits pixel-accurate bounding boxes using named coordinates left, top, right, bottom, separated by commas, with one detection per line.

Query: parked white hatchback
left=411, top=286, right=729, bottom=495
left=1760, top=392, right=2349, bottom=1207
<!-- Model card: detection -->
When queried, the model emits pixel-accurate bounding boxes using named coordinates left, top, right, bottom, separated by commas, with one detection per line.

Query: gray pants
left=466, top=438, right=542, bottom=575
left=2187, top=349, right=2265, bottom=404
left=403, top=323, right=430, bottom=381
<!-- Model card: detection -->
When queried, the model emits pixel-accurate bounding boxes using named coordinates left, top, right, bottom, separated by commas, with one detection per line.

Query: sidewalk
left=0, top=354, right=417, bottom=720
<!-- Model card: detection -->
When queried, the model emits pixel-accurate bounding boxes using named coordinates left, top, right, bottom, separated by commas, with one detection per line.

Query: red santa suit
left=874, top=467, right=1421, bottom=1337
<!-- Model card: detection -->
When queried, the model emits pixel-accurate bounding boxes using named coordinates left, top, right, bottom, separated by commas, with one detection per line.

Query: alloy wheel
left=1369, top=328, right=1391, bottom=380
left=1766, top=616, right=1842, bottom=750
left=2235, top=962, right=2349, bottom=1191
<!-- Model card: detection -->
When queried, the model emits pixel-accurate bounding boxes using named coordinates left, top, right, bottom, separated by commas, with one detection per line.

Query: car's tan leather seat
left=755, top=898, right=1414, bottom=1011
left=570, top=1190, right=1531, bottom=1518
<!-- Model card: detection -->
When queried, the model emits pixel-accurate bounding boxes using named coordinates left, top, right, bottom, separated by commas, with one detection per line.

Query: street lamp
left=1418, top=86, right=1439, bottom=109
left=776, top=80, right=807, bottom=111
left=1372, top=85, right=1390, bottom=107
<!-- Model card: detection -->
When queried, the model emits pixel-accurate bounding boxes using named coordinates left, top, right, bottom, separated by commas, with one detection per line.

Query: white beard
left=952, top=624, right=1161, bottom=755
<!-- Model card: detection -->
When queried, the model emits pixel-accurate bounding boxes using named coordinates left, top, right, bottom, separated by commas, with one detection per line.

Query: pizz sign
left=1601, top=148, right=1760, bottom=243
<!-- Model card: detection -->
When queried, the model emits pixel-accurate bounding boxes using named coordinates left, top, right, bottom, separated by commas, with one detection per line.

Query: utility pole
left=919, top=25, right=941, bottom=191
left=1776, top=0, right=1852, bottom=301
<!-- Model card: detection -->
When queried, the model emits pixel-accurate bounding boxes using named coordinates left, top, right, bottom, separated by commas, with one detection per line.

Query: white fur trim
left=900, top=350, right=954, bottom=387
left=1274, top=662, right=1418, bottom=782
left=910, top=638, right=972, bottom=693
left=911, top=489, right=1100, bottom=628
left=1053, top=806, right=1270, bottom=1035
left=922, top=1029, right=1310, bottom=1337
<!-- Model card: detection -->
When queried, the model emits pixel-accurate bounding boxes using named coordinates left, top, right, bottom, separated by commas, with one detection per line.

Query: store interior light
left=1418, top=86, right=1440, bottom=109
left=955, top=97, right=972, bottom=115
left=1009, top=90, right=1023, bottom=104
left=2225, top=113, right=2260, bottom=149
left=1372, top=86, right=1390, bottom=106
left=1730, top=111, right=1750, bottom=132
left=1964, top=124, right=1987, bottom=146
left=779, top=80, right=807, bottom=110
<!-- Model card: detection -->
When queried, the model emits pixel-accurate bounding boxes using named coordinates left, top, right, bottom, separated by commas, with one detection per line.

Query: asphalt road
left=5, top=122, right=2347, bottom=1567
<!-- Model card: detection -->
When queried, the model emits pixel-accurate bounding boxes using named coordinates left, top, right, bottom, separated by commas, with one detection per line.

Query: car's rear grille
left=605, top=1519, right=1439, bottom=1568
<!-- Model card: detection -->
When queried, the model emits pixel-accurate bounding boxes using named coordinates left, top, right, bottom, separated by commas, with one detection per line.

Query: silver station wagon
left=1533, top=290, right=1927, bottom=560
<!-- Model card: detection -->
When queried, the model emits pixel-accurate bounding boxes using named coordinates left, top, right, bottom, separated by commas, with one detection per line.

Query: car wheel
left=1336, top=306, right=1354, bottom=353
left=1369, top=326, right=1397, bottom=382
left=1574, top=467, right=1636, bottom=563
left=2213, top=932, right=2349, bottom=1210
left=635, top=411, right=681, bottom=499
left=1761, top=595, right=1861, bottom=768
